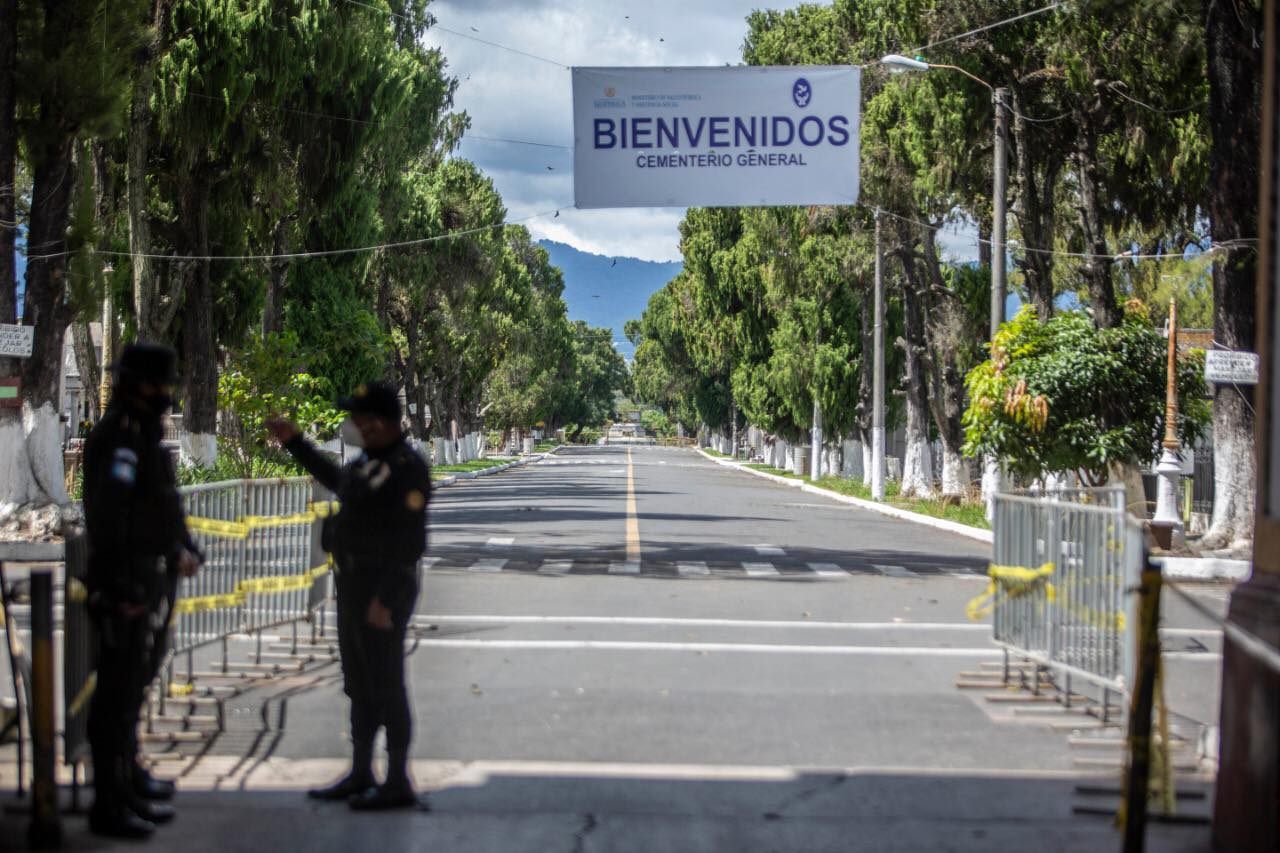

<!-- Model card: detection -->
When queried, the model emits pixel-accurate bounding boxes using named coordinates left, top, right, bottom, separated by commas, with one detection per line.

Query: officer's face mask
left=340, top=417, right=366, bottom=448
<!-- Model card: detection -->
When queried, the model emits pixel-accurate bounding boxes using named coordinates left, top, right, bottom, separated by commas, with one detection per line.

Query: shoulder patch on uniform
left=111, top=447, right=138, bottom=485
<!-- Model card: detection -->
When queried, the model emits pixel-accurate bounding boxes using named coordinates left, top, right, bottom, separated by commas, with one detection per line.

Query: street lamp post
left=881, top=55, right=1009, bottom=512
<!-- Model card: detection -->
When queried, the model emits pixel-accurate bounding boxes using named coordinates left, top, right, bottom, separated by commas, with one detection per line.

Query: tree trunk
left=0, top=0, right=14, bottom=337
left=1073, top=103, right=1119, bottom=329
left=920, top=229, right=972, bottom=498
left=857, top=281, right=874, bottom=485
left=2, top=134, right=78, bottom=518
left=128, top=10, right=161, bottom=341
left=894, top=247, right=934, bottom=499
left=1202, top=0, right=1263, bottom=548
left=1010, top=87, right=1060, bottom=320
left=262, top=216, right=290, bottom=336
left=179, top=179, right=217, bottom=467
left=71, top=321, right=99, bottom=420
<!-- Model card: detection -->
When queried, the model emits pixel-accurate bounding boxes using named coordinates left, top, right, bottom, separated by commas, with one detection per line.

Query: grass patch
left=744, top=462, right=803, bottom=480
left=434, top=457, right=515, bottom=474
left=533, top=441, right=558, bottom=452
left=815, top=476, right=989, bottom=530
left=701, top=447, right=729, bottom=458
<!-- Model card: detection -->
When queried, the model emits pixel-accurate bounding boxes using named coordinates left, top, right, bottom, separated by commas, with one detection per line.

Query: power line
left=868, top=204, right=1250, bottom=262
left=185, top=91, right=571, bottom=151
left=340, top=0, right=568, bottom=69
left=25, top=208, right=569, bottom=263
left=905, top=2, right=1068, bottom=57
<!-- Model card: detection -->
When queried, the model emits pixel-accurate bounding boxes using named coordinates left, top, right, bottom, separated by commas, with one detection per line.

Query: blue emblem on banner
left=792, top=78, right=812, bottom=108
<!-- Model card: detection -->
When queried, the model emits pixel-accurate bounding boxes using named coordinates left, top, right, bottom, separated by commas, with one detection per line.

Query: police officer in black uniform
left=268, top=380, right=430, bottom=810
left=83, top=343, right=203, bottom=839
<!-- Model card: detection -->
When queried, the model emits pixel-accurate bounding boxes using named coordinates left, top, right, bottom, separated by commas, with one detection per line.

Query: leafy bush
left=963, top=304, right=1210, bottom=484
left=218, top=332, right=346, bottom=479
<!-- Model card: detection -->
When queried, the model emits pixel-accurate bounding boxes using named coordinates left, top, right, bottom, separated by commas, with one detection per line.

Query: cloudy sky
left=422, top=0, right=808, bottom=262
left=422, top=0, right=979, bottom=264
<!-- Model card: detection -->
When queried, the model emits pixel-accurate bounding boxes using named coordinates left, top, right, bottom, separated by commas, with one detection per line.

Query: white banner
left=572, top=66, right=860, bottom=209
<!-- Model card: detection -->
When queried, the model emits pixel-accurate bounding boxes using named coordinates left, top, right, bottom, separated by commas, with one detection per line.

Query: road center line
left=412, top=615, right=991, bottom=632
left=413, top=638, right=1000, bottom=657
left=626, top=447, right=641, bottom=564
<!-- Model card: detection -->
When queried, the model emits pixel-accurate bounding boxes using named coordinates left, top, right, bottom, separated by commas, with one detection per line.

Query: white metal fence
left=989, top=488, right=1143, bottom=698
left=175, top=478, right=332, bottom=655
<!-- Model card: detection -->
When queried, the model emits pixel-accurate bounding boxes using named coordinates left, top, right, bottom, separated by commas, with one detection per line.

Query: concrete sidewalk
left=2, top=764, right=1211, bottom=852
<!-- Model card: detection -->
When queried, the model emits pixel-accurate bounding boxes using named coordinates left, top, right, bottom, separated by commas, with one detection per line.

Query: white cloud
left=424, top=0, right=809, bottom=262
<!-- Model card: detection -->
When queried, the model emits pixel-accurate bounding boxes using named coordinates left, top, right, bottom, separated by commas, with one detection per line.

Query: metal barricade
left=990, top=489, right=1143, bottom=697
left=174, top=477, right=327, bottom=657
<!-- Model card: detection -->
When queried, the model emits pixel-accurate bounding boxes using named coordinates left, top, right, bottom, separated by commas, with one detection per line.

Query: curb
left=695, top=448, right=993, bottom=545
left=1154, top=556, right=1251, bottom=583
left=433, top=445, right=564, bottom=488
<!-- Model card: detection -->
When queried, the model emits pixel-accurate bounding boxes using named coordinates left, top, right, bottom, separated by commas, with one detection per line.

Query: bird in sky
left=546, top=166, right=554, bottom=171
left=470, top=26, right=479, bottom=32
left=554, top=210, right=560, bottom=218
left=611, top=258, right=617, bottom=267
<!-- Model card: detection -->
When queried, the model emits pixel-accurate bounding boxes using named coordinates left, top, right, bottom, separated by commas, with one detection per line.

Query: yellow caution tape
left=168, top=681, right=194, bottom=697
left=966, top=561, right=1127, bottom=630
left=310, top=501, right=340, bottom=518
left=67, top=672, right=97, bottom=718
left=186, top=517, right=251, bottom=538
left=185, top=503, right=340, bottom=540
left=966, top=563, right=1056, bottom=621
left=174, top=558, right=334, bottom=616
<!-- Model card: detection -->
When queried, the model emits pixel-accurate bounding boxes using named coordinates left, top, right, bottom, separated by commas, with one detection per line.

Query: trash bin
left=522, top=437, right=535, bottom=454
left=792, top=445, right=810, bottom=477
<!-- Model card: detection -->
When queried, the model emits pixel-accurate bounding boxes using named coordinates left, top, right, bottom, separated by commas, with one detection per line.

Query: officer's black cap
left=112, top=342, right=178, bottom=384
left=339, top=380, right=401, bottom=422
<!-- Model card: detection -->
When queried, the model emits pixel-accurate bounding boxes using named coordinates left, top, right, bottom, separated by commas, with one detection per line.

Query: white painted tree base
left=899, top=437, right=935, bottom=498
left=0, top=404, right=74, bottom=536
left=180, top=432, right=218, bottom=468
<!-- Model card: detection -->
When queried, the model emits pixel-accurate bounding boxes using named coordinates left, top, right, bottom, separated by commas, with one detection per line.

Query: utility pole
left=982, top=87, right=1010, bottom=517
left=1152, top=298, right=1184, bottom=548
left=97, top=281, right=113, bottom=417
left=991, top=87, right=1009, bottom=338
left=871, top=210, right=886, bottom=501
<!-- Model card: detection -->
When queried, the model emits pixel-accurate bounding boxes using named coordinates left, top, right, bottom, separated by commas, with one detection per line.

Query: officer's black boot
left=90, top=760, right=157, bottom=840
left=308, top=740, right=375, bottom=801
left=132, top=760, right=176, bottom=801
left=350, top=749, right=417, bottom=811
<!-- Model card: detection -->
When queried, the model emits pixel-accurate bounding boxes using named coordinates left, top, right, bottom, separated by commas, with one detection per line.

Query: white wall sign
left=1204, top=349, right=1261, bottom=385
left=572, top=66, right=861, bottom=209
left=0, top=324, right=34, bottom=358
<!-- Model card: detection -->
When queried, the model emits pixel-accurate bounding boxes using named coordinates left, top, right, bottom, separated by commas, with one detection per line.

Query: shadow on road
left=7, top=767, right=1211, bottom=852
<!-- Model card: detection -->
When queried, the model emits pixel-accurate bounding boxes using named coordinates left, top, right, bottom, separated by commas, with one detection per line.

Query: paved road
left=2, top=446, right=1218, bottom=851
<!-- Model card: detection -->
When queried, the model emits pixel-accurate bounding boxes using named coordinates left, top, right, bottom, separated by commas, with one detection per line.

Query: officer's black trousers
left=87, top=614, right=151, bottom=812
left=336, top=589, right=416, bottom=758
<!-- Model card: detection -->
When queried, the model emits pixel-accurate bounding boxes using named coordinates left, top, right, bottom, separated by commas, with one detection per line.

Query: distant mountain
left=539, top=240, right=681, bottom=360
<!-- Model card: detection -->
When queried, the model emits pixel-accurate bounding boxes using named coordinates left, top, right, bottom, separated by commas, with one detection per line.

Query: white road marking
left=469, top=558, right=508, bottom=573
left=873, top=564, right=919, bottom=579
left=414, top=614, right=990, bottom=631
left=486, top=537, right=514, bottom=548
left=421, top=557, right=441, bottom=570
left=609, top=561, right=641, bottom=574
left=754, top=544, right=786, bottom=556
left=946, top=570, right=988, bottom=581
left=539, top=560, right=574, bottom=575
left=412, top=638, right=1000, bottom=657
left=677, top=561, right=710, bottom=576
left=743, top=562, right=780, bottom=577
left=807, top=562, right=846, bottom=577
